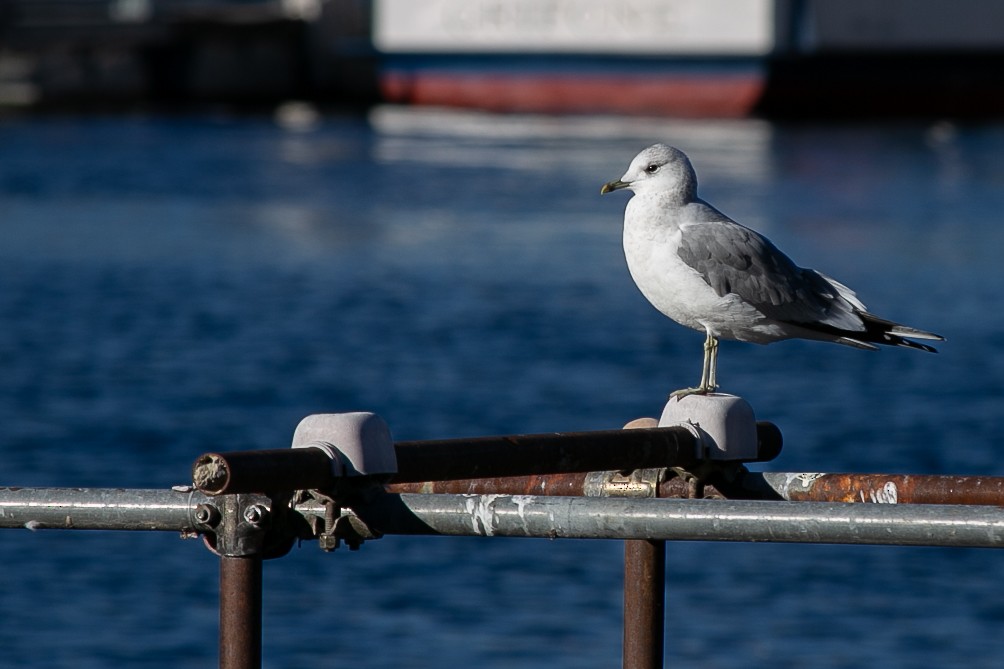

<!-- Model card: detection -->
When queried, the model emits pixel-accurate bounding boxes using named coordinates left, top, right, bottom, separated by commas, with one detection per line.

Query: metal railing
left=2, top=410, right=1003, bottom=669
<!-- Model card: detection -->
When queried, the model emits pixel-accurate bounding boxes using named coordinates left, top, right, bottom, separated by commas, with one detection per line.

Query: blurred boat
left=5, top=0, right=1004, bottom=117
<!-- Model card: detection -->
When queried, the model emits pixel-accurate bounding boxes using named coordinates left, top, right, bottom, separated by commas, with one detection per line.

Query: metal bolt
left=194, top=503, right=220, bottom=528
left=319, top=501, right=340, bottom=552
left=318, top=534, right=340, bottom=552
left=324, top=501, right=338, bottom=533
left=243, top=504, right=269, bottom=527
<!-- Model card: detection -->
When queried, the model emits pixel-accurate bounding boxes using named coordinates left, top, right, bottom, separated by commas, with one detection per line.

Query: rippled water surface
left=1, top=109, right=1003, bottom=668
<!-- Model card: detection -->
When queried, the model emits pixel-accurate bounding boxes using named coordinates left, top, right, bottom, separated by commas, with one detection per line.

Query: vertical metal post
left=220, top=555, right=263, bottom=669
left=623, top=539, right=666, bottom=669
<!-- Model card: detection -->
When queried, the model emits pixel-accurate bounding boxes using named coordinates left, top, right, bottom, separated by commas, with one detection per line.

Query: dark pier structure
left=0, top=0, right=377, bottom=109
left=4, top=1, right=1004, bottom=117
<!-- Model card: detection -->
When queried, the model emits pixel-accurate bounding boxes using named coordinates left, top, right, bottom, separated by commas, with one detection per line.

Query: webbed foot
left=669, top=385, right=716, bottom=401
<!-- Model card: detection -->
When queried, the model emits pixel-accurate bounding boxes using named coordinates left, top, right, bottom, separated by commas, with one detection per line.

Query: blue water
left=1, top=109, right=1003, bottom=668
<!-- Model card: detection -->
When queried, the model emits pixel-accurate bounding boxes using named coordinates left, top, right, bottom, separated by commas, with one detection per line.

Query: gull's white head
left=600, top=143, right=698, bottom=204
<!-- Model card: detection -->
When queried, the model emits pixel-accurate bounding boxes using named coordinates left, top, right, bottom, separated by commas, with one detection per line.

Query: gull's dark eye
left=645, top=163, right=660, bottom=174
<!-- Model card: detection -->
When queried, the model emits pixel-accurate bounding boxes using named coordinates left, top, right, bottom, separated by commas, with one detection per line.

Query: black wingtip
left=859, top=312, right=944, bottom=353
left=887, top=335, right=939, bottom=353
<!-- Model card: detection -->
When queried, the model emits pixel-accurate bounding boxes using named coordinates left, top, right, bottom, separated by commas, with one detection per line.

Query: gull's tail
left=835, top=312, right=944, bottom=353
left=803, top=272, right=944, bottom=353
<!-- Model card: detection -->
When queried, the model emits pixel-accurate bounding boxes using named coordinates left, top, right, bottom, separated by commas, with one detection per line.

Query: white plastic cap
left=658, top=393, right=758, bottom=461
left=291, top=412, right=398, bottom=476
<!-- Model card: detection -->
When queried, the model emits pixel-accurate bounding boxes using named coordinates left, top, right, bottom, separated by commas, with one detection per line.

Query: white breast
left=622, top=204, right=786, bottom=343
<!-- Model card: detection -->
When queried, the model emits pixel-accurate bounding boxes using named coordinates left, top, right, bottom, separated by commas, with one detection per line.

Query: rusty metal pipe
left=219, top=555, right=262, bottom=669
left=386, top=422, right=779, bottom=487
left=387, top=473, right=591, bottom=496
left=392, top=422, right=781, bottom=483
left=386, top=472, right=733, bottom=499
left=624, top=540, right=666, bottom=669
left=195, top=427, right=706, bottom=495
left=388, top=471, right=1004, bottom=506
left=751, top=473, right=1004, bottom=505
left=194, top=423, right=782, bottom=495
left=194, top=449, right=337, bottom=496
left=390, top=426, right=701, bottom=483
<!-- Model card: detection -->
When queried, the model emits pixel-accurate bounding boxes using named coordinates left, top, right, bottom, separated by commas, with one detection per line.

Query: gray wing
left=676, top=204, right=859, bottom=328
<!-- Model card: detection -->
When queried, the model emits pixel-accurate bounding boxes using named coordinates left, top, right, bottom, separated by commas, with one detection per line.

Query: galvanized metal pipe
left=8, top=483, right=1004, bottom=544
left=624, top=540, right=666, bottom=669
left=219, top=556, right=262, bottom=669
left=340, top=493, right=1004, bottom=547
left=0, top=487, right=210, bottom=531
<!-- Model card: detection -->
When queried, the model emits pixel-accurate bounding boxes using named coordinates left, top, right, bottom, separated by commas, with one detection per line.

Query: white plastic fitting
left=658, top=393, right=758, bottom=461
left=291, top=412, right=398, bottom=476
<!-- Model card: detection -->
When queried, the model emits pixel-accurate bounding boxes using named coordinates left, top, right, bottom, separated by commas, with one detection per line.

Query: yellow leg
left=670, top=331, right=720, bottom=399
left=704, top=334, right=719, bottom=392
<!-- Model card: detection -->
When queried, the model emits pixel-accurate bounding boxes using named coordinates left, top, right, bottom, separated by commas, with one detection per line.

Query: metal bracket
left=201, top=493, right=300, bottom=560
left=584, top=468, right=664, bottom=498
left=304, top=486, right=383, bottom=552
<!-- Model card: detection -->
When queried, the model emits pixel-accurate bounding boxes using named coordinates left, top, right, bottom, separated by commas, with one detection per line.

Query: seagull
left=601, top=143, right=944, bottom=398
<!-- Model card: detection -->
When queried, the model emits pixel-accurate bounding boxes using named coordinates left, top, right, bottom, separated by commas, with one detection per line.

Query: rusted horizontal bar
left=386, top=423, right=779, bottom=492
left=194, top=425, right=750, bottom=495
left=389, top=426, right=702, bottom=484
left=389, top=470, right=1004, bottom=507
left=390, top=422, right=782, bottom=484
left=193, top=449, right=336, bottom=496
left=386, top=472, right=730, bottom=499
left=751, top=472, right=1004, bottom=506
left=193, top=423, right=783, bottom=495
left=387, top=473, right=592, bottom=497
